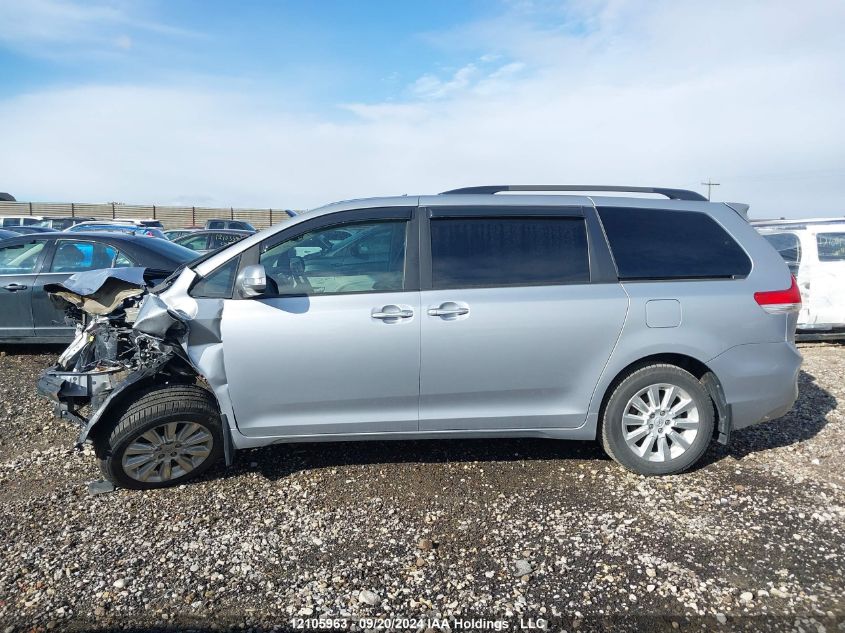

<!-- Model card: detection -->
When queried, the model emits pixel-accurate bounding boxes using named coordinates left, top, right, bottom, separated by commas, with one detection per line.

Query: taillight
left=144, top=230, right=155, bottom=237
left=754, top=275, right=801, bottom=314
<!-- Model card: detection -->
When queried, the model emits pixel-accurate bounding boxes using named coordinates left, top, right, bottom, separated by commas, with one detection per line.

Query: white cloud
left=1, top=0, right=844, bottom=217
left=0, top=0, right=194, bottom=57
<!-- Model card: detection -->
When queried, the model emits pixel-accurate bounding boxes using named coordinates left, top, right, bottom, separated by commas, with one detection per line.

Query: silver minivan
left=38, top=185, right=802, bottom=489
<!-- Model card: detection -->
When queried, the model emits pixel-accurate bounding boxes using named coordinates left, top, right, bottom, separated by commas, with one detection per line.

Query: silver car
left=37, top=185, right=802, bottom=489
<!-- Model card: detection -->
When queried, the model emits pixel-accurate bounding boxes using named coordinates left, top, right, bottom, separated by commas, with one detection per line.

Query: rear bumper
left=707, top=342, right=802, bottom=430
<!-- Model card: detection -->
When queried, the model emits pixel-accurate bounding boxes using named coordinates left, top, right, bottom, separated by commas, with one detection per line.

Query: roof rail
left=440, top=185, right=708, bottom=201
left=752, top=217, right=845, bottom=226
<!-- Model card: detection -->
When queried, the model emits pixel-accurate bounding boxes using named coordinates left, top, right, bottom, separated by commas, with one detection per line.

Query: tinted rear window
left=430, top=217, right=589, bottom=288
left=597, top=207, right=751, bottom=280
left=817, top=233, right=845, bottom=262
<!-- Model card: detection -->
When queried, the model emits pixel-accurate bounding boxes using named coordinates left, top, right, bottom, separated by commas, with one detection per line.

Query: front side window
left=259, top=220, right=407, bottom=295
left=0, top=240, right=45, bottom=274
left=50, top=240, right=131, bottom=273
left=207, top=221, right=224, bottom=229
left=598, top=207, right=752, bottom=280
left=816, top=233, right=845, bottom=262
left=763, top=233, right=801, bottom=273
left=430, top=217, right=590, bottom=289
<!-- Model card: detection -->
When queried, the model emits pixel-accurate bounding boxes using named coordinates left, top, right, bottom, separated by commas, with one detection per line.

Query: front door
left=221, top=209, right=421, bottom=437
left=419, top=210, right=628, bottom=431
left=0, top=239, right=49, bottom=340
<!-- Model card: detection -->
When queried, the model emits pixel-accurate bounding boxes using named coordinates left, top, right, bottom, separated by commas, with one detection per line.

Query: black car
left=0, top=232, right=197, bottom=343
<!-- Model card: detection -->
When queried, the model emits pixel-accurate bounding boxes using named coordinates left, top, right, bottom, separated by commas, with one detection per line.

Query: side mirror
left=235, top=264, right=267, bottom=298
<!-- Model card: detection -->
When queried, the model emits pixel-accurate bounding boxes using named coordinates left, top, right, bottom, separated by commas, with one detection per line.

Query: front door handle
left=2, top=283, right=27, bottom=292
left=371, top=305, right=414, bottom=320
left=427, top=302, right=469, bottom=317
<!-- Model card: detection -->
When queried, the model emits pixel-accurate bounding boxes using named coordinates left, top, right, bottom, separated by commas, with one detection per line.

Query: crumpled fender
left=75, top=363, right=165, bottom=445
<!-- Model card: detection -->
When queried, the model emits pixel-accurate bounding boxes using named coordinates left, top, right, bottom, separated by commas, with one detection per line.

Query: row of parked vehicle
left=0, top=216, right=257, bottom=342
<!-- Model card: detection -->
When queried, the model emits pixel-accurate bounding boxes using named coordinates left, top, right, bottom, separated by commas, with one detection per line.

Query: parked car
left=0, top=228, right=20, bottom=241
left=162, top=228, right=199, bottom=241
left=1, top=216, right=97, bottom=230
left=38, top=217, right=96, bottom=230
left=67, top=219, right=164, bottom=231
left=0, top=232, right=197, bottom=343
left=205, top=219, right=256, bottom=231
left=5, top=226, right=59, bottom=235
left=755, top=218, right=845, bottom=340
left=65, top=222, right=167, bottom=239
left=173, top=229, right=253, bottom=254
left=36, top=184, right=801, bottom=489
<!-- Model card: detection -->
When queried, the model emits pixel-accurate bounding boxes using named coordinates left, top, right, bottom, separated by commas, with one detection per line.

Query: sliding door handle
left=427, top=302, right=469, bottom=318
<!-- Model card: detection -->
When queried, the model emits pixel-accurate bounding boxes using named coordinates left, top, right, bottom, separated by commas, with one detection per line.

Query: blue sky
left=1, top=0, right=525, bottom=109
left=1, top=0, right=844, bottom=216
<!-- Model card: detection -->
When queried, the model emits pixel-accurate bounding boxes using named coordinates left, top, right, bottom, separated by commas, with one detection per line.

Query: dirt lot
left=0, top=344, right=843, bottom=632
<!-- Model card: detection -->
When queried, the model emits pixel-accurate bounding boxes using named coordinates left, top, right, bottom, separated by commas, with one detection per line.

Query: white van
left=755, top=219, right=845, bottom=340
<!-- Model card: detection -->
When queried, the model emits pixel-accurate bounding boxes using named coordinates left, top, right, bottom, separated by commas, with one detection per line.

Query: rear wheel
left=601, top=364, right=714, bottom=475
left=95, top=385, right=223, bottom=490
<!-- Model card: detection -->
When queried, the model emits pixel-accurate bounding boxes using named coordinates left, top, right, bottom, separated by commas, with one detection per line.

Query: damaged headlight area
left=37, top=267, right=195, bottom=441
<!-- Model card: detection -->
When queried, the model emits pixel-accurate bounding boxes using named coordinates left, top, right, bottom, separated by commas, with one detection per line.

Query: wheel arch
left=84, top=372, right=210, bottom=446
left=594, top=352, right=729, bottom=442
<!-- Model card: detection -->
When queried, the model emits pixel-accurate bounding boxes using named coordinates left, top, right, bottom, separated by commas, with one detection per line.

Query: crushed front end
left=36, top=267, right=194, bottom=446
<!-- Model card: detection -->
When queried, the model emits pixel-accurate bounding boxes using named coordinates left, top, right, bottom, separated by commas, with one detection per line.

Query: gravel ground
left=0, top=344, right=843, bottom=632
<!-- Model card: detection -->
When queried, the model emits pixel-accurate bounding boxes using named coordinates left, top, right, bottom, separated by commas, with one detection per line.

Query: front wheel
left=600, top=364, right=715, bottom=475
left=95, top=385, right=224, bottom=489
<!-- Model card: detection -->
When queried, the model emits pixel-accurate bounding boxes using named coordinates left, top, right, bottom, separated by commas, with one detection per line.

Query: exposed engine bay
left=37, top=267, right=208, bottom=446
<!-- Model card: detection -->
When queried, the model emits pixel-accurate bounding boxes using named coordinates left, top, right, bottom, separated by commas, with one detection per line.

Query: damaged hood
left=45, top=267, right=154, bottom=315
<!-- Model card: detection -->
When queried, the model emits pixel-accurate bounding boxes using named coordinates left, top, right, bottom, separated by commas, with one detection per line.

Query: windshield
left=152, top=246, right=222, bottom=290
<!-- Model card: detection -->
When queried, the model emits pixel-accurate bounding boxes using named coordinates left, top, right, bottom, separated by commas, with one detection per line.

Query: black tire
left=95, top=385, right=224, bottom=490
left=600, top=364, right=715, bottom=475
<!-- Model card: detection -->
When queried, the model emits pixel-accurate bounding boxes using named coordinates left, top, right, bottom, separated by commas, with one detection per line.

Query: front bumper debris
left=38, top=365, right=128, bottom=427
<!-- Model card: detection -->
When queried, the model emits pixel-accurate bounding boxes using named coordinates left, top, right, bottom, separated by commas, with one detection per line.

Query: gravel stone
left=357, top=589, right=380, bottom=606
left=0, top=343, right=844, bottom=630
left=513, top=559, right=534, bottom=577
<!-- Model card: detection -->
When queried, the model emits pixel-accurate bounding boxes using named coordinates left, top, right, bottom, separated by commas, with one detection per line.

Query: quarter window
left=259, top=220, right=407, bottom=295
left=597, top=207, right=751, bottom=280
left=191, top=256, right=241, bottom=298
left=816, top=233, right=845, bottom=262
left=430, top=217, right=590, bottom=289
left=0, top=240, right=45, bottom=274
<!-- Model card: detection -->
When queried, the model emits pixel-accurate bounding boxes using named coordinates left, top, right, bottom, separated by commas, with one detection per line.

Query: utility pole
left=701, top=179, right=720, bottom=201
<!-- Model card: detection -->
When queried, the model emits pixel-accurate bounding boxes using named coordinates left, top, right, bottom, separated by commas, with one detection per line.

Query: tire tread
left=600, top=363, right=714, bottom=475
